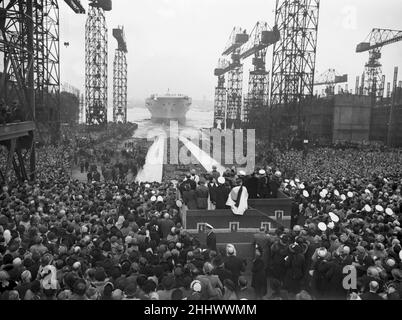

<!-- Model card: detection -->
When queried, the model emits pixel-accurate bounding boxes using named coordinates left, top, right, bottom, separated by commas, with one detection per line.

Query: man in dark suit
left=360, top=281, right=383, bottom=300
left=244, top=172, right=259, bottom=199
left=224, top=244, right=246, bottom=286
left=205, top=223, right=217, bottom=252
left=215, top=177, right=230, bottom=209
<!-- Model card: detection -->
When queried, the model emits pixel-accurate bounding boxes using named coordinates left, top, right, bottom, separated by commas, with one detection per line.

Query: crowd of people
left=0, top=123, right=402, bottom=300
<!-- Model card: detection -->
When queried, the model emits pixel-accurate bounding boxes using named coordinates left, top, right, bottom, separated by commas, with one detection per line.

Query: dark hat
left=223, top=279, right=235, bottom=292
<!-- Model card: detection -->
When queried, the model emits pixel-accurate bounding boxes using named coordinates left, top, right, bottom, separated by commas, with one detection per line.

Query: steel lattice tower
left=242, top=22, right=274, bottom=127
left=270, top=0, right=320, bottom=110
left=0, top=0, right=35, bottom=119
left=213, top=74, right=226, bottom=129
left=85, top=5, right=108, bottom=126
left=226, top=62, right=243, bottom=130
left=112, top=26, right=127, bottom=123
left=34, top=0, right=60, bottom=142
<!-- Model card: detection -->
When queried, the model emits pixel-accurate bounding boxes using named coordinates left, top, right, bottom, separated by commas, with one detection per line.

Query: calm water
left=127, top=106, right=213, bottom=139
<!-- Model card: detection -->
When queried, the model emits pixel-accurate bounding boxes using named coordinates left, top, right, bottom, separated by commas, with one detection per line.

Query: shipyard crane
left=314, top=69, right=348, bottom=96
left=213, top=58, right=229, bottom=129
left=212, top=27, right=248, bottom=130
left=356, top=28, right=402, bottom=98
left=240, top=22, right=280, bottom=128
left=113, top=26, right=128, bottom=123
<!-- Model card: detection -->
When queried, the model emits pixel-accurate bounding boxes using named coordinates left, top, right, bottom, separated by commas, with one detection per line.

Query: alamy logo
left=342, top=265, right=357, bottom=290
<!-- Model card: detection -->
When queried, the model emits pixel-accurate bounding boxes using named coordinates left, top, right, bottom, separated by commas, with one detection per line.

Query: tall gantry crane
left=356, top=28, right=402, bottom=98
left=113, top=26, right=127, bottom=123
left=240, top=22, right=279, bottom=128
left=270, top=0, right=320, bottom=139
left=0, top=0, right=84, bottom=182
left=314, top=69, right=348, bottom=96
left=213, top=58, right=229, bottom=129
left=214, top=27, right=248, bottom=130
left=85, top=0, right=112, bottom=126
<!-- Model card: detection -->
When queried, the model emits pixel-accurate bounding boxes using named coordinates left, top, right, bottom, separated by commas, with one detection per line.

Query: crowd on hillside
left=0, top=129, right=401, bottom=300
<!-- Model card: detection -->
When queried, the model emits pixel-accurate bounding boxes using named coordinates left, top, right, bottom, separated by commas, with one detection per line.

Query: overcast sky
left=60, top=0, right=402, bottom=103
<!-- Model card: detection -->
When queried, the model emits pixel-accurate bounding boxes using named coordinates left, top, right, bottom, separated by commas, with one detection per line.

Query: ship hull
left=146, top=96, right=191, bottom=124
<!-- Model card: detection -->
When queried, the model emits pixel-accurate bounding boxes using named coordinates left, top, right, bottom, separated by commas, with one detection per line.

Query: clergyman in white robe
left=226, top=185, right=249, bottom=216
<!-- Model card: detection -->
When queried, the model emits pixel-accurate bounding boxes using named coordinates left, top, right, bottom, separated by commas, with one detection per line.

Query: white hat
left=343, top=246, right=350, bottom=255
left=176, top=200, right=183, bottom=208
left=238, top=170, right=246, bottom=176
left=322, top=189, right=328, bottom=195
left=73, top=261, right=81, bottom=269
left=299, top=183, right=305, bottom=190
left=365, top=189, right=371, bottom=194
left=217, top=177, right=225, bottom=184
left=205, top=223, right=213, bottom=229
left=347, top=191, right=354, bottom=198
left=226, top=244, right=235, bottom=255
left=290, top=181, right=296, bottom=187
left=327, top=222, right=335, bottom=229
left=163, top=212, right=170, bottom=219
left=150, top=195, right=157, bottom=202
left=258, top=169, right=266, bottom=175
left=317, top=247, right=327, bottom=258
left=74, top=246, right=81, bottom=253
left=275, top=171, right=282, bottom=177
left=385, top=208, right=394, bottom=216
left=302, top=190, right=309, bottom=198
left=340, top=194, right=346, bottom=201
left=284, top=179, right=290, bottom=183
left=320, top=191, right=326, bottom=198
left=375, top=205, right=384, bottom=212
left=145, top=184, right=150, bottom=188
left=151, top=190, right=156, bottom=194
left=191, top=280, right=202, bottom=292
left=329, top=212, right=339, bottom=223
left=295, top=178, right=300, bottom=183
left=334, top=190, right=340, bottom=197
left=364, top=204, right=372, bottom=212
left=318, top=222, right=327, bottom=232
left=157, top=196, right=164, bottom=202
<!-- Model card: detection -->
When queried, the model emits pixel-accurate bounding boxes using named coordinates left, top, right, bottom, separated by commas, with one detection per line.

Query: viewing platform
left=0, top=122, right=36, bottom=142
left=182, top=191, right=293, bottom=256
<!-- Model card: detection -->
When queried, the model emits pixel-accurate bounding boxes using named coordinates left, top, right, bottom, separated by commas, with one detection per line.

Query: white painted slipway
left=135, top=134, right=165, bottom=183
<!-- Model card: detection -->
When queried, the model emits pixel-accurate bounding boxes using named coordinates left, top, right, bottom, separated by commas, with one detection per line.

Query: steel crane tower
left=225, top=27, right=248, bottom=130
left=0, top=0, right=84, bottom=182
left=240, top=22, right=280, bottom=128
left=213, top=58, right=229, bottom=129
left=270, top=0, right=320, bottom=135
left=85, top=0, right=112, bottom=126
left=213, top=27, right=248, bottom=130
left=112, top=26, right=127, bottom=123
left=356, top=28, right=402, bottom=98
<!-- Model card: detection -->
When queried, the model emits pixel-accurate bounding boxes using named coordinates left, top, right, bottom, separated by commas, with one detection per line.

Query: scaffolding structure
left=241, top=22, right=279, bottom=127
left=33, top=0, right=60, bottom=142
left=213, top=65, right=227, bottom=129
left=85, top=3, right=108, bottom=126
left=112, top=25, right=127, bottom=123
left=270, top=0, right=320, bottom=119
left=0, top=0, right=36, bottom=182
